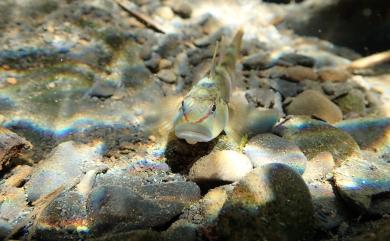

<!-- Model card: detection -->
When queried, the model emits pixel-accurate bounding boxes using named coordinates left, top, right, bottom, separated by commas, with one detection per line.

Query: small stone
left=6, top=77, right=17, bottom=85
left=318, top=67, right=351, bottom=82
left=216, top=164, right=314, bottom=241
left=122, top=64, right=152, bottom=87
left=286, top=90, right=343, bottom=123
left=285, top=66, right=318, bottom=81
left=157, top=69, right=177, bottom=83
left=277, top=53, right=315, bottom=67
left=245, top=88, right=277, bottom=108
left=155, top=6, right=174, bottom=20
left=194, top=29, right=223, bottom=47
left=144, top=52, right=161, bottom=72
left=172, top=2, right=192, bottom=18
left=156, top=34, right=181, bottom=58
left=0, top=127, right=32, bottom=171
left=4, top=165, right=32, bottom=187
left=334, top=89, right=366, bottom=117
left=88, top=81, right=116, bottom=99
left=273, top=116, right=361, bottom=165
left=242, top=52, right=276, bottom=70
left=159, top=59, right=173, bottom=69
left=26, top=141, right=106, bottom=202
left=335, top=117, right=390, bottom=157
left=321, top=81, right=352, bottom=98
left=268, top=78, right=304, bottom=97
left=163, top=220, right=197, bottom=241
left=302, top=152, right=335, bottom=183
left=334, top=151, right=390, bottom=213
left=244, top=133, right=307, bottom=175
left=189, top=150, right=253, bottom=183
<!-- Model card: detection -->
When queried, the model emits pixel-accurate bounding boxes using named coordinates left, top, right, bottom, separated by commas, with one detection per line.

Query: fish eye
left=211, top=103, right=216, bottom=112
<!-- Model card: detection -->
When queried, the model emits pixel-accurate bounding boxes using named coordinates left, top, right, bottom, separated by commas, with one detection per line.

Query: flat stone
left=242, top=52, right=276, bottom=70
left=216, top=164, right=314, bottom=241
left=318, top=67, right=351, bottom=82
left=0, top=127, right=32, bottom=170
left=157, top=69, right=177, bottom=83
left=286, top=90, right=343, bottom=124
left=277, top=53, right=315, bottom=67
left=25, top=141, right=106, bottom=202
left=88, top=81, right=116, bottom=99
left=335, top=117, right=390, bottom=157
left=87, top=182, right=200, bottom=235
left=334, top=89, right=366, bottom=117
left=334, top=151, right=390, bottom=213
left=194, top=29, right=223, bottom=47
left=273, top=116, right=361, bottom=165
left=244, top=133, right=307, bottom=175
left=268, top=78, right=304, bottom=97
left=285, top=66, right=318, bottom=81
left=189, top=150, right=253, bottom=182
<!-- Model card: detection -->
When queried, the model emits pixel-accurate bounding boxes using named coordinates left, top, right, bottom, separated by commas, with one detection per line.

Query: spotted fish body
left=174, top=30, right=243, bottom=144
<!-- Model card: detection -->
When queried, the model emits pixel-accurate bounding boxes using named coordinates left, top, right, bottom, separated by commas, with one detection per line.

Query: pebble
left=0, top=127, right=32, bottom=171
left=157, top=69, right=177, bottom=83
left=144, top=52, right=161, bottom=72
left=318, top=67, right=351, bottom=82
left=156, top=34, right=182, bottom=58
left=88, top=81, right=116, bottom=99
left=155, top=6, right=174, bottom=20
left=122, top=64, right=152, bottom=87
left=268, top=78, right=304, bottom=97
left=334, top=89, right=366, bottom=117
left=286, top=90, right=343, bottom=123
left=277, top=53, right=315, bottom=67
left=285, top=66, right=318, bottom=81
left=244, top=133, right=307, bottom=175
left=159, top=59, right=173, bottom=69
left=172, top=2, right=192, bottom=18
left=216, top=164, right=314, bottom=241
left=242, top=52, right=276, bottom=70
left=245, top=88, right=278, bottom=108
left=335, top=117, right=390, bottom=157
left=194, top=29, right=223, bottom=47
left=302, top=152, right=335, bottom=183
left=334, top=151, right=390, bottom=213
left=4, top=165, right=32, bottom=188
left=189, top=150, right=253, bottom=183
left=273, top=116, right=361, bottom=164
left=25, top=141, right=106, bottom=202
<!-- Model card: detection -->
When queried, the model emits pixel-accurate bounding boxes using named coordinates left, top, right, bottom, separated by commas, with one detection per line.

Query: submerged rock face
left=273, top=116, right=361, bottom=165
left=244, top=133, right=307, bottom=175
left=216, top=163, right=314, bottom=241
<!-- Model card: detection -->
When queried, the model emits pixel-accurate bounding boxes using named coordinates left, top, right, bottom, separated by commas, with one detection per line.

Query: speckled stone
left=286, top=90, right=343, bottom=124
left=216, top=163, right=314, bottom=241
left=0, top=127, right=31, bottom=170
left=334, top=151, right=390, bottom=214
left=244, top=133, right=307, bottom=175
left=189, top=150, right=253, bottom=183
left=273, top=116, right=361, bottom=165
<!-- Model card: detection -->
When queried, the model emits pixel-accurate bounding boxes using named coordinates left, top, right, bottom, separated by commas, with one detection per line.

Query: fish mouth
left=175, top=124, right=213, bottom=144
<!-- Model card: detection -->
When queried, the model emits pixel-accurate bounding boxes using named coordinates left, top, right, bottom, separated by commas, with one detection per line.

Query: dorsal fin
left=209, top=41, right=219, bottom=79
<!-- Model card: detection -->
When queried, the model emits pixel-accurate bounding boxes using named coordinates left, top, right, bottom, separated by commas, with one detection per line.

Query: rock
left=285, top=66, right=318, bottom=81
left=122, top=64, right=152, bottom=87
left=172, top=2, right=192, bottom=18
left=244, top=133, right=307, bottom=175
left=35, top=191, right=88, bottom=241
left=273, top=116, right=361, bottom=164
left=87, top=182, right=200, bottom=235
left=216, top=164, right=315, bottom=241
left=345, top=218, right=390, bottom=241
left=334, top=89, right=366, bottom=117
left=194, top=29, right=223, bottom=47
left=159, top=59, right=173, bottom=69
left=189, top=150, right=253, bottom=183
left=268, top=78, right=304, bottom=97
left=302, top=152, right=335, bottom=183
left=322, top=81, right=352, bottom=98
left=163, top=220, right=197, bottom=241
left=334, top=151, right=390, bottom=214
left=277, top=53, right=315, bottom=67
left=155, top=6, right=174, bottom=20
left=0, top=127, right=32, bottom=170
left=242, top=52, right=276, bottom=70
left=0, top=186, right=29, bottom=228
left=318, top=67, right=351, bottom=82
left=306, top=181, right=348, bottom=230
left=156, top=34, right=181, bottom=58
left=88, top=81, right=116, bottom=99
left=286, top=90, right=343, bottom=124
left=335, top=117, right=390, bottom=157
left=245, top=88, right=278, bottom=108
left=144, top=52, right=161, bottom=72
left=4, top=165, right=32, bottom=187
left=0, top=219, right=12, bottom=240
left=25, top=141, right=106, bottom=202
left=157, top=69, right=177, bottom=83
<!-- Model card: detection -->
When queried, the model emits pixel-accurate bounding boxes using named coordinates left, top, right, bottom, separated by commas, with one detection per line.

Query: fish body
left=173, top=30, right=243, bottom=144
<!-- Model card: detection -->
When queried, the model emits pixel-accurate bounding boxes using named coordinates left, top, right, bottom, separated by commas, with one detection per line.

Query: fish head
left=174, top=88, right=228, bottom=144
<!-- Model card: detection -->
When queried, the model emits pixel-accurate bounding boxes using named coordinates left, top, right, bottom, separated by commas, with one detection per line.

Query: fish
left=146, top=29, right=279, bottom=145
left=172, top=30, right=243, bottom=144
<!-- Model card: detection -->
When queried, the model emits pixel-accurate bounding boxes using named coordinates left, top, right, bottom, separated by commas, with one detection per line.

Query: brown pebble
left=285, top=66, right=318, bottom=82
left=318, top=67, right=351, bottom=82
left=6, top=77, right=17, bottom=85
left=5, top=165, right=33, bottom=187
